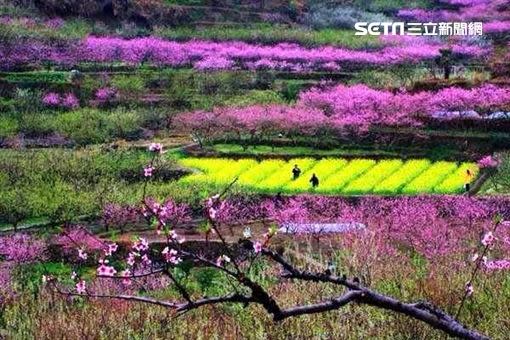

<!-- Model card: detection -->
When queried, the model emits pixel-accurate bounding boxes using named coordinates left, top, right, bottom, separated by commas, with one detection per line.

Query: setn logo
left=354, top=22, right=405, bottom=36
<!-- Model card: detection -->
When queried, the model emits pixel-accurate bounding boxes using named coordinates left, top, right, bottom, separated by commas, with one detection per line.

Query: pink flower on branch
left=148, top=143, right=163, bottom=153
left=144, top=166, right=154, bottom=177
left=77, top=248, right=88, bottom=260
left=104, top=243, right=118, bottom=257
left=216, top=255, right=231, bottom=267
left=75, top=280, right=86, bottom=294
left=162, top=247, right=182, bottom=265
left=481, top=232, right=495, bottom=247
left=478, top=155, right=500, bottom=169
left=253, top=241, right=263, bottom=254
left=97, top=260, right=117, bottom=277
left=132, top=238, right=149, bottom=252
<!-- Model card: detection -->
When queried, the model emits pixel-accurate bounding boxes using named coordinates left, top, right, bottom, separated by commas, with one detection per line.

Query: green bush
left=103, top=108, right=143, bottom=140
left=111, top=75, right=146, bottom=95
left=54, top=109, right=107, bottom=145
left=0, top=115, right=18, bottom=138
left=19, top=112, right=57, bottom=136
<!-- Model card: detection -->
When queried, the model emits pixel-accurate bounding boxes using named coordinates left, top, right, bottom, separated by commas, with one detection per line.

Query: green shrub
left=103, top=108, right=143, bottom=140
left=54, top=109, right=107, bottom=145
left=0, top=115, right=18, bottom=138
left=19, top=112, right=57, bottom=136
left=111, top=75, right=146, bottom=95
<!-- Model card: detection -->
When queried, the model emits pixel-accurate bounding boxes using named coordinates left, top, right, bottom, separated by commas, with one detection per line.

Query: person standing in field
left=310, top=173, right=319, bottom=188
left=464, top=169, right=473, bottom=192
left=292, top=164, right=301, bottom=180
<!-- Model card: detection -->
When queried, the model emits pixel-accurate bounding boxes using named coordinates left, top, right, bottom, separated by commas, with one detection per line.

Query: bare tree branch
left=261, top=248, right=489, bottom=340
left=278, top=291, right=363, bottom=318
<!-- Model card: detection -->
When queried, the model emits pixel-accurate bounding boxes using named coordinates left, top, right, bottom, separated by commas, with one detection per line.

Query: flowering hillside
left=1, top=0, right=510, bottom=339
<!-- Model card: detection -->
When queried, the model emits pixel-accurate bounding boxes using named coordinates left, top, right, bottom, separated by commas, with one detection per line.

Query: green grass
left=211, top=144, right=408, bottom=158
left=0, top=148, right=187, bottom=227
left=154, top=25, right=380, bottom=49
left=178, top=157, right=479, bottom=195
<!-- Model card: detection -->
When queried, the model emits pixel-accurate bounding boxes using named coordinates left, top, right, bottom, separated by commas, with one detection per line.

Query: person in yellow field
left=464, top=169, right=474, bottom=192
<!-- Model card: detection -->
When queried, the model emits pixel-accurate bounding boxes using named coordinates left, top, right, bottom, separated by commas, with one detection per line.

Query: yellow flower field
left=179, top=157, right=479, bottom=195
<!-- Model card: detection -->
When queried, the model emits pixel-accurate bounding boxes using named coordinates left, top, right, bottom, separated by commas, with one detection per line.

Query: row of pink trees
left=0, top=35, right=489, bottom=71
left=176, top=84, right=510, bottom=146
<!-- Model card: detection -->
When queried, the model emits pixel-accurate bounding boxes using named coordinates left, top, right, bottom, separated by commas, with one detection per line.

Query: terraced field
left=179, top=157, right=479, bottom=195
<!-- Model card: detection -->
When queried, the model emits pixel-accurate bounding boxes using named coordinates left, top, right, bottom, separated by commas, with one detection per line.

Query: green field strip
left=178, top=157, right=479, bottom=195
left=372, top=159, right=432, bottom=194
left=254, top=158, right=317, bottom=193
left=283, top=158, right=349, bottom=194
left=208, top=159, right=258, bottom=185
left=237, top=159, right=287, bottom=187
left=434, top=162, right=479, bottom=194
left=342, top=159, right=403, bottom=195
left=401, top=161, right=459, bottom=194
left=316, top=159, right=377, bottom=194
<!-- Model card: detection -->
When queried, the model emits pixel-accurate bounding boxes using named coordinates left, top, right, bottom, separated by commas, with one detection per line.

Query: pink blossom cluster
left=0, top=234, right=47, bottom=304
left=102, top=203, right=141, bottom=231
left=76, top=36, right=489, bottom=69
left=42, top=92, right=79, bottom=109
left=0, top=36, right=489, bottom=71
left=142, top=197, right=191, bottom=234
left=206, top=195, right=510, bottom=263
left=54, top=226, right=105, bottom=255
left=95, top=87, right=117, bottom=101
left=0, top=233, right=47, bottom=263
left=178, top=84, right=510, bottom=135
left=477, top=155, right=500, bottom=168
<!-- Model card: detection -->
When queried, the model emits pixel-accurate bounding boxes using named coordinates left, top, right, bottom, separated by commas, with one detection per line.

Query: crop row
left=179, top=157, right=479, bottom=195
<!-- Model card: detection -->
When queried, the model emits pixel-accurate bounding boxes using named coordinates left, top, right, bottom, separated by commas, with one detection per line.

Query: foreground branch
left=262, top=248, right=489, bottom=340
left=55, top=244, right=489, bottom=339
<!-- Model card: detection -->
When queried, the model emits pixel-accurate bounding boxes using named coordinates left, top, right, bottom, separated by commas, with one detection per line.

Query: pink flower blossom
left=216, top=255, right=231, bottom=267
left=148, top=142, right=163, bottom=153
left=253, top=241, right=263, bottom=253
left=104, top=243, right=118, bottom=256
left=141, top=254, right=152, bottom=266
left=95, top=87, right=117, bottom=101
left=78, top=248, right=88, bottom=260
left=144, top=166, right=154, bottom=177
left=162, top=247, right=181, bottom=264
left=478, top=155, right=500, bottom=169
left=126, top=252, right=137, bottom=266
left=484, top=259, right=510, bottom=271
left=62, top=93, right=79, bottom=109
left=133, top=238, right=149, bottom=252
left=76, top=280, right=86, bottom=294
left=97, top=263, right=117, bottom=277
left=481, top=232, right=495, bottom=246
left=42, top=92, right=60, bottom=106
